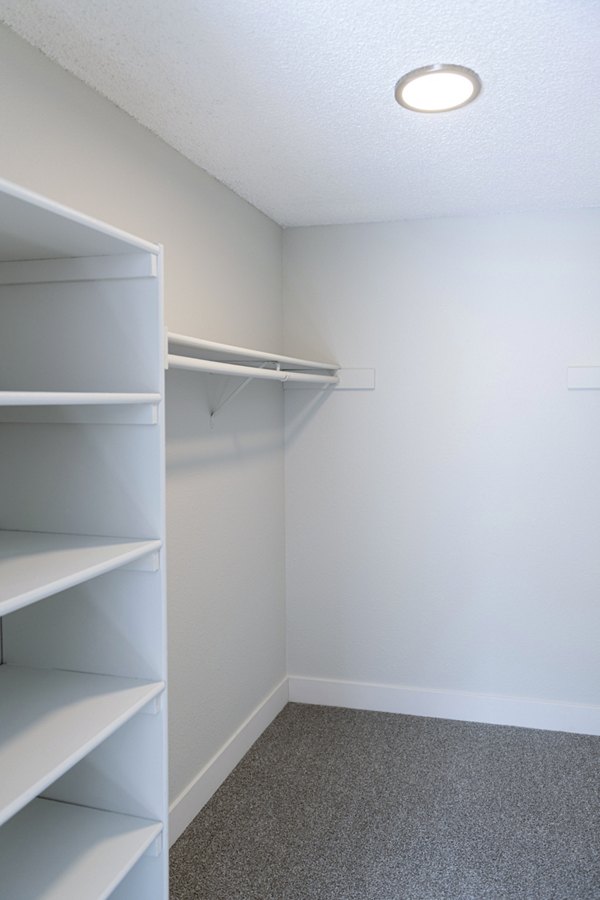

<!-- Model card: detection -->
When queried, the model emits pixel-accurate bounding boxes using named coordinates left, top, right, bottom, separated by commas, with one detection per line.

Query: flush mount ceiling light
left=395, top=64, right=481, bottom=113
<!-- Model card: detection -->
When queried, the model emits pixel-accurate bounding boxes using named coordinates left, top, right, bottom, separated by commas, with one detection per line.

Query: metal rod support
left=210, top=363, right=269, bottom=422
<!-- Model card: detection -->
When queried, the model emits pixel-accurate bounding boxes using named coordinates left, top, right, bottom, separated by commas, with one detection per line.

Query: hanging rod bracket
left=209, top=362, right=270, bottom=427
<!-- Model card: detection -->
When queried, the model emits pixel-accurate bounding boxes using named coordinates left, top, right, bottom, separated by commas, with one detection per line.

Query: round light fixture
left=395, top=64, right=481, bottom=113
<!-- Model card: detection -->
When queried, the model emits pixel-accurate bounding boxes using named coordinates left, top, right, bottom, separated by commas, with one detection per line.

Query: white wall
left=284, top=212, right=600, bottom=716
left=0, top=25, right=286, bottom=819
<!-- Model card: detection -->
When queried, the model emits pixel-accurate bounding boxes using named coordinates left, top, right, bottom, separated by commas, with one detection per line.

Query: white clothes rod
left=168, top=332, right=339, bottom=374
left=168, top=354, right=339, bottom=385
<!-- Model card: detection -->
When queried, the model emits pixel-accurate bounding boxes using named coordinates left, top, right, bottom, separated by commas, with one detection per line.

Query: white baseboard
left=170, top=674, right=599, bottom=844
left=288, top=675, right=600, bottom=736
left=169, top=677, right=289, bottom=845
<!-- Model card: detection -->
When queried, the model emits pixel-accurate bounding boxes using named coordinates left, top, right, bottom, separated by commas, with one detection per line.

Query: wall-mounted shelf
left=167, top=332, right=340, bottom=420
left=168, top=332, right=339, bottom=382
left=167, top=333, right=376, bottom=399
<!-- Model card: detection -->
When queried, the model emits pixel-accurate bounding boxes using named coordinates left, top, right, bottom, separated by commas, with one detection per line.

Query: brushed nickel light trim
left=395, top=64, right=481, bottom=113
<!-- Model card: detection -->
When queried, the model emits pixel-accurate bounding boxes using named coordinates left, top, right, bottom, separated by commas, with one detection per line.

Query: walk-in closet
left=0, top=2, right=599, bottom=898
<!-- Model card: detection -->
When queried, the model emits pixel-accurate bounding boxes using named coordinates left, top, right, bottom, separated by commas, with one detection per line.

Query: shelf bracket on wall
left=209, top=362, right=270, bottom=427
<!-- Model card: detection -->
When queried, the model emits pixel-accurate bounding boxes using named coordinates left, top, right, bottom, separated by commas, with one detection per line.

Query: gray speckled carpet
left=170, top=703, right=600, bottom=900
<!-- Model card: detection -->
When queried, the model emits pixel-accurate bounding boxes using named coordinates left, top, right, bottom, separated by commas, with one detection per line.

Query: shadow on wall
left=284, top=386, right=335, bottom=447
left=166, top=368, right=332, bottom=470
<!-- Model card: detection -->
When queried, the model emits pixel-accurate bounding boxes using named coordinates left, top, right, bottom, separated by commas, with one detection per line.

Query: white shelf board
left=0, top=798, right=162, bottom=900
left=0, top=253, right=157, bottom=285
left=167, top=331, right=339, bottom=372
left=0, top=531, right=162, bottom=618
left=0, top=666, right=165, bottom=826
left=0, top=176, right=159, bottom=261
left=0, top=392, right=161, bottom=406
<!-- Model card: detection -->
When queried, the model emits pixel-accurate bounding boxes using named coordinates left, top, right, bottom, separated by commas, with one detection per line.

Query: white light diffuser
left=395, top=64, right=481, bottom=113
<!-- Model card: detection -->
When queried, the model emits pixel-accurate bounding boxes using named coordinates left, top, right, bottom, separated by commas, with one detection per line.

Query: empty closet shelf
left=0, top=531, right=162, bottom=617
left=0, top=799, right=162, bottom=900
left=0, top=391, right=161, bottom=406
left=168, top=332, right=338, bottom=371
left=0, top=666, right=165, bottom=827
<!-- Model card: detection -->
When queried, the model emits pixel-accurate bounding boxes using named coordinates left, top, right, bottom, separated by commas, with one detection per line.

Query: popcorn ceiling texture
left=0, top=0, right=599, bottom=226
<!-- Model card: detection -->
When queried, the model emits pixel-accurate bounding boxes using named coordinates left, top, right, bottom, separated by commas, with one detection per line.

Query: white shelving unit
left=0, top=178, right=168, bottom=898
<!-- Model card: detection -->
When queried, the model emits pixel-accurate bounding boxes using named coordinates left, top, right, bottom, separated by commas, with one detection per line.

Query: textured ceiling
left=1, top=0, right=599, bottom=226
